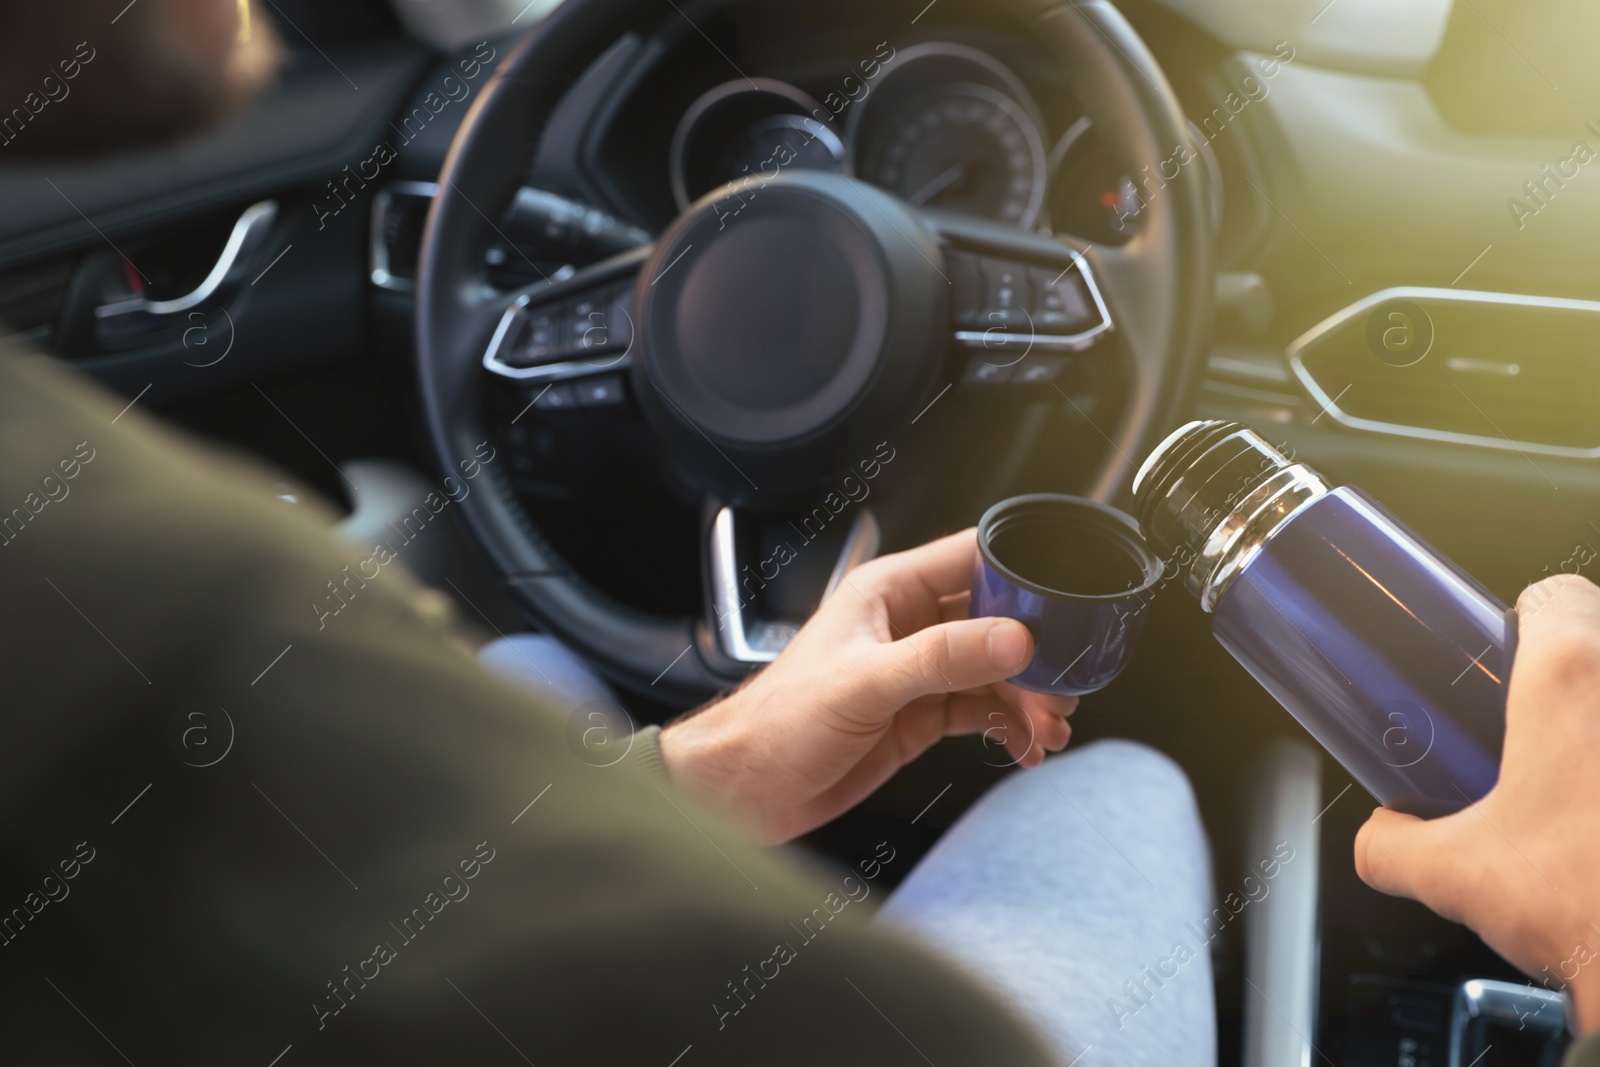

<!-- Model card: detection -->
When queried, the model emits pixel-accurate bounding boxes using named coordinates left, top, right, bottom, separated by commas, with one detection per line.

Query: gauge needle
left=906, top=164, right=968, bottom=206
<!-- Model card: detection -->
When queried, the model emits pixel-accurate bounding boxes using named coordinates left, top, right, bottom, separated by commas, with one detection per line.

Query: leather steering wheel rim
left=415, top=0, right=1214, bottom=704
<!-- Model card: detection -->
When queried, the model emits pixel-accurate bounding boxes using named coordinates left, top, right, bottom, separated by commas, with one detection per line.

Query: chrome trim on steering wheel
left=952, top=329, right=1107, bottom=353
left=480, top=250, right=647, bottom=382
left=482, top=287, right=634, bottom=382
left=710, top=507, right=795, bottom=663
left=711, top=506, right=882, bottom=664
left=486, top=350, right=634, bottom=382
left=952, top=249, right=1114, bottom=353
left=821, top=509, right=882, bottom=603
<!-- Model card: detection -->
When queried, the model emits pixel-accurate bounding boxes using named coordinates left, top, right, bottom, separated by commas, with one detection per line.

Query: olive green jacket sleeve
left=0, top=347, right=1059, bottom=1065
left=622, top=724, right=668, bottom=781
left=1570, top=1034, right=1600, bottom=1066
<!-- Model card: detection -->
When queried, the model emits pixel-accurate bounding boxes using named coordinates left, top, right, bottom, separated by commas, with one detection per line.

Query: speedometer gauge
left=857, top=83, right=1047, bottom=228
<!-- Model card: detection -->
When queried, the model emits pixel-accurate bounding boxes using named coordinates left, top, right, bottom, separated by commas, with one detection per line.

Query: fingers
left=855, top=528, right=979, bottom=603
left=1353, top=806, right=1466, bottom=919
left=1353, top=807, right=1422, bottom=897
left=1507, top=576, right=1600, bottom=754
left=868, top=616, right=1033, bottom=709
left=941, top=692, right=1074, bottom=766
left=937, top=591, right=970, bottom=625
left=1516, top=573, right=1600, bottom=639
left=998, top=681, right=1079, bottom=719
left=1016, top=701, right=1072, bottom=765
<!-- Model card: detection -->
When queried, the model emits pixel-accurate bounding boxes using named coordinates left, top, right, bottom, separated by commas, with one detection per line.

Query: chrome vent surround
left=1287, top=287, right=1600, bottom=460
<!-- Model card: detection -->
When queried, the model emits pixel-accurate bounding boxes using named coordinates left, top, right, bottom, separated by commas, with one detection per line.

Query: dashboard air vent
left=1288, top=288, right=1600, bottom=459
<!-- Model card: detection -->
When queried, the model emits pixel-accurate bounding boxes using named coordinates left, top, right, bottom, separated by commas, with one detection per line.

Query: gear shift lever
left=1449, top=979, right=1571, bottom=1067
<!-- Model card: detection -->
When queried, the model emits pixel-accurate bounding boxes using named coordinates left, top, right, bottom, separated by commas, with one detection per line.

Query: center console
left=1243, top=744, right=1575, bottom=1066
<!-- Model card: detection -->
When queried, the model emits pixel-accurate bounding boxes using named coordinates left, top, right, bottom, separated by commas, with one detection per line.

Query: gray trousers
left=482, top=635, right=1217, bottom=1067
left=878, top=738, right=1216, bottom=1067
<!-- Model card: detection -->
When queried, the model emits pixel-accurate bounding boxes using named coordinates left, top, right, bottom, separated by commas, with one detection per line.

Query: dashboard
left=357, top=0, right=1600, bottom=615
left=670, top=43, right=1063, bottom=232
left=593, top=31, right=1194, bottom=251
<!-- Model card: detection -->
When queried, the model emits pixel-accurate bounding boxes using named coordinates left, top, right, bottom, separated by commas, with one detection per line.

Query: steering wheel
left=416, top=0, right=1214, bottom=704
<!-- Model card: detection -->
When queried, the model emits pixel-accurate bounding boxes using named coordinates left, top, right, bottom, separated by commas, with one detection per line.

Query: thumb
left=1354, top=806, right=1465, bottom=917
left=868, top=617, right=1033, bottom=707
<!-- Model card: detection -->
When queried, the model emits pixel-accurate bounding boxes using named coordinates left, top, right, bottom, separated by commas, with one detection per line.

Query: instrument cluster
left=668, top=41, right=1177, bottom=245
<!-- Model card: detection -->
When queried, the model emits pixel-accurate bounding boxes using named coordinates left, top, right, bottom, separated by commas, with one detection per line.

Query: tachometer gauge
left=1047, top=116, right=1143, bottom=245
left=1047, top=115, right=1224, bottom=244
left=857, top=82, right=1047, bottom=228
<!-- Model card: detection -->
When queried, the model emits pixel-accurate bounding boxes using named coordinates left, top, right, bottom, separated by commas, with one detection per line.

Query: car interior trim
left=1241, top=739, right=1323, bottom=1067
left=1448, top=978, right=1571, bottom=1066
left=709, top=506, right=787, bottom=664
left=952, top=247, right=1116, bottom=354
left=94, top=200, right=279, bottom=322
left=820, top=508, right=882, bottom=604
left=710, top=505, right=883, bottom=664
left=667, top=77, right=842, bottom=212
left=370, top=180, right=439, bottom=292
left=480, top=267, right=637, bottom=383
left=1288, top=285, right=1600, bottom=460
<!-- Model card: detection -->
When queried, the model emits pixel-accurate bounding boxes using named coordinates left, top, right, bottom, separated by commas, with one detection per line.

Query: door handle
left=93, top=200, right=278, bottom=335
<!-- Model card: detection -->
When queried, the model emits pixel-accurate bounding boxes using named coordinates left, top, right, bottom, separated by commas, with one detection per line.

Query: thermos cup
left=1132, top=420, right=1514, bottom=818
left=970, top=495, right=1163, bottom=696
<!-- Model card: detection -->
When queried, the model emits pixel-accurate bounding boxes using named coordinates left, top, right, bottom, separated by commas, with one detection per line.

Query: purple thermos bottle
left=1132, top=420, right=1515, bottom=818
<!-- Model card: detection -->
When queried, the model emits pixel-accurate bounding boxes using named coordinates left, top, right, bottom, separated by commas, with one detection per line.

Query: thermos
left=1132, top=420, right=1515, bottom=817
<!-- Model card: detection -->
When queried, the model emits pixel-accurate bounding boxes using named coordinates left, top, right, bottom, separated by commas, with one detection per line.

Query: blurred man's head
left=0, top=0, right=281, bottom=159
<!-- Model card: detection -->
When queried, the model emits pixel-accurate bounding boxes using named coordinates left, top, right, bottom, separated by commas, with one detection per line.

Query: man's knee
left=1033, top=738, right=1197, bottom=813
left=1063, top=738, right=1188, bottom=784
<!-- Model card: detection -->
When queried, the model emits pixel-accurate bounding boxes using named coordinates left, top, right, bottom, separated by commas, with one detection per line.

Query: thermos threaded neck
left=1132, top=420, right=1333, bottom=610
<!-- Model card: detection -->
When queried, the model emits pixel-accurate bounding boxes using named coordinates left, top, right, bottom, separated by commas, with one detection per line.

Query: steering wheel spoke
left=918, top=211, right=1115, bottom=389
left=704, top=503, right=881, bottom=666
left=481, top=244, right=650, bottom=403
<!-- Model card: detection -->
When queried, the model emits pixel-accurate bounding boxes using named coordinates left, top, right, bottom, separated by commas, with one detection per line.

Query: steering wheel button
left=605, top=288, right=634, bottom=350
left=520, top=308, right=559, bottom=358
left=947, top=251, right=986, bottom=326
left=963, top=356, right=1015, bottom=384
left=559, top=303, right=592, bottom=349
left=1014, top=356, right=1070, bottom=383
left=577, top=320, right=610, bottom=353
left=1029, top=267, right=1092, bottom=330
left=979, top=257, right=1033, bottom=329
left=532, top=383, right=577, bottom=410
left=574, top=375, right=626, bottom=407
